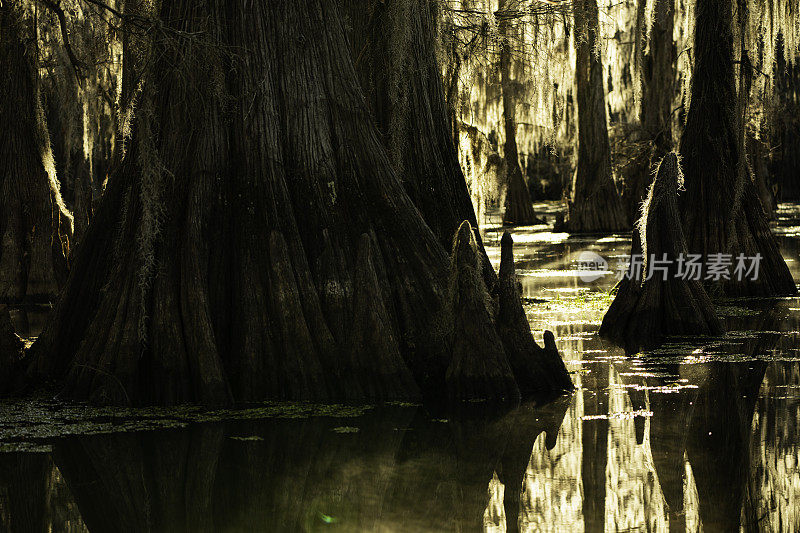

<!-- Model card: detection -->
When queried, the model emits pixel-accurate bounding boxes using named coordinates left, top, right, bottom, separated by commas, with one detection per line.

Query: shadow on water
left=0, top=401, right=570, bottom=532
left=1, top=203, right=799, bottom=531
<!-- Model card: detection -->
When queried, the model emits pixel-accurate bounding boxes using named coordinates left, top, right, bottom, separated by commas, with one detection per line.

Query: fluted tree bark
left=342, top=0, right=489, bottom=253
left=28, top=0, right=572, bottom=406
left=679, top=0, right=796, bottom=296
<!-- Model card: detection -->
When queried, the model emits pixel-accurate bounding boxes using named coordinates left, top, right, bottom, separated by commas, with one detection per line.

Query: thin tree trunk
left=567, top=0, right=627, bottom=233
left=641, top=0, right=675, bottom=159
left=28, top=0, right=572, bottom=405
left=679, top=0, right=796, bottom=296
left=498, top=4, right=540, bottom=226
left=0, top=2, right=72, bottom=303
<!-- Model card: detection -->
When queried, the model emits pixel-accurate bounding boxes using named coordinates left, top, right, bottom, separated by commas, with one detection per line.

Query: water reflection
left=0, top=204, right=798, bottom=531
left=1, top=358, right=799, bottom=531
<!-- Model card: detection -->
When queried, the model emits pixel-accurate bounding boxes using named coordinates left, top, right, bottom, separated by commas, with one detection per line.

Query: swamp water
left=1, top=203, right=799, bottom=532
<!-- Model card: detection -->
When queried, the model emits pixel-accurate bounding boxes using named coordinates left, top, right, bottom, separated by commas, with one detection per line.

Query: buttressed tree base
left=27, top=0, right=573, bottom=406
left=600, top=153, right=723, bottom=352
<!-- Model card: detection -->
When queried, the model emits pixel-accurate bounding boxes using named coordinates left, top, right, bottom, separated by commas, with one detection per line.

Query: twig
left=39, top=0, right=84, bottom=81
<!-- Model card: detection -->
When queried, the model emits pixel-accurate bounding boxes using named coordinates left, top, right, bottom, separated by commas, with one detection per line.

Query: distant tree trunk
left=0, top=2, right=71, bottom=303
left=748, top=134, right=777, bottom=220
left=498, top=4, right=540, bottom=226
left=773, top=33, right=800, bottom=201
left=679, top=0, right=796, bottom=296
left=566, top=0, right=627, bottom=233
left=29, top=0, right=571, bottom=405
left=622, top=0, right=675, bottom=223
left=640, top=0, right=674, bottom=159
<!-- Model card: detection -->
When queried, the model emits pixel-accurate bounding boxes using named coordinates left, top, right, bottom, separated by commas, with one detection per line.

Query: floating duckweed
left=331, top=426, right=360, bottom=434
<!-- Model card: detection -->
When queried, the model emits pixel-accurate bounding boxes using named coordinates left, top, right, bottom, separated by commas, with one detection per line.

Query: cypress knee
left=447, top=222, right=519, bottom=403
left=497, top=232, right=573, bottom=396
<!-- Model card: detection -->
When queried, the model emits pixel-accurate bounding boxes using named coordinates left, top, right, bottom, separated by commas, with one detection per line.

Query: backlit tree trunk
left=679, top=0, right=796, bottom=296
left=600, top=153, right=723, bottom=352
left=565, top=0, right=627, bottom=233
left=498, top=4, right=540, bottom=226
left=628, top=0, right=676, bottom=217
left=28, top=0, right=572, bottom=405
left=622, top=0, right=676, bottom=223
left=0, top=2, right=72, bottom=303
left=343, top=0, right=489, bottom=253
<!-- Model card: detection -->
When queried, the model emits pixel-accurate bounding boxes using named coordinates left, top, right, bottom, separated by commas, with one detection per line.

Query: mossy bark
left=566, top=0, right=627, bottom=233
left=0, top=2, right=71, bottom=303
left=679, top=0, right=796, bottom=297
left=600, top=153, right=723, bottom=352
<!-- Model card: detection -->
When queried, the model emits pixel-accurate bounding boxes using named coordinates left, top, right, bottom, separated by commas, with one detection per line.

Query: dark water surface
left=1, top=203, right=799, bottom=532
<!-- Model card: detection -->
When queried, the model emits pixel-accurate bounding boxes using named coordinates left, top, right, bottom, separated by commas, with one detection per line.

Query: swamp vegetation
left=0, top=0, right=799, bottom=530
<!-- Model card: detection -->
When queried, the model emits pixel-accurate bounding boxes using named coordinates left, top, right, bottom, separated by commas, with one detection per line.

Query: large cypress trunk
left=28, top=0, right=572, bottom=405
left=342, top=0, right=488, bottom=252
left=679, top=0, right=796, bottom=296
left=0, top=2, right=72, bottom=303
left=565, top=0, right=627, bottom=233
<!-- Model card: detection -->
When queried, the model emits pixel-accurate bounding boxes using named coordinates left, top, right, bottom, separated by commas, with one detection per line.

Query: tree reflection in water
left=1, top=329, right=799, bottom=531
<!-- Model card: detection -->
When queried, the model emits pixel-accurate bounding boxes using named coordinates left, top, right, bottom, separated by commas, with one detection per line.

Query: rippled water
left=1, top=203, right=799, bottom=532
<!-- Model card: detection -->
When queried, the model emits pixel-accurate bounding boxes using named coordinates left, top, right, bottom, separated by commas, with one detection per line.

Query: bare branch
left=39, top=0, right=84, bottom=81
